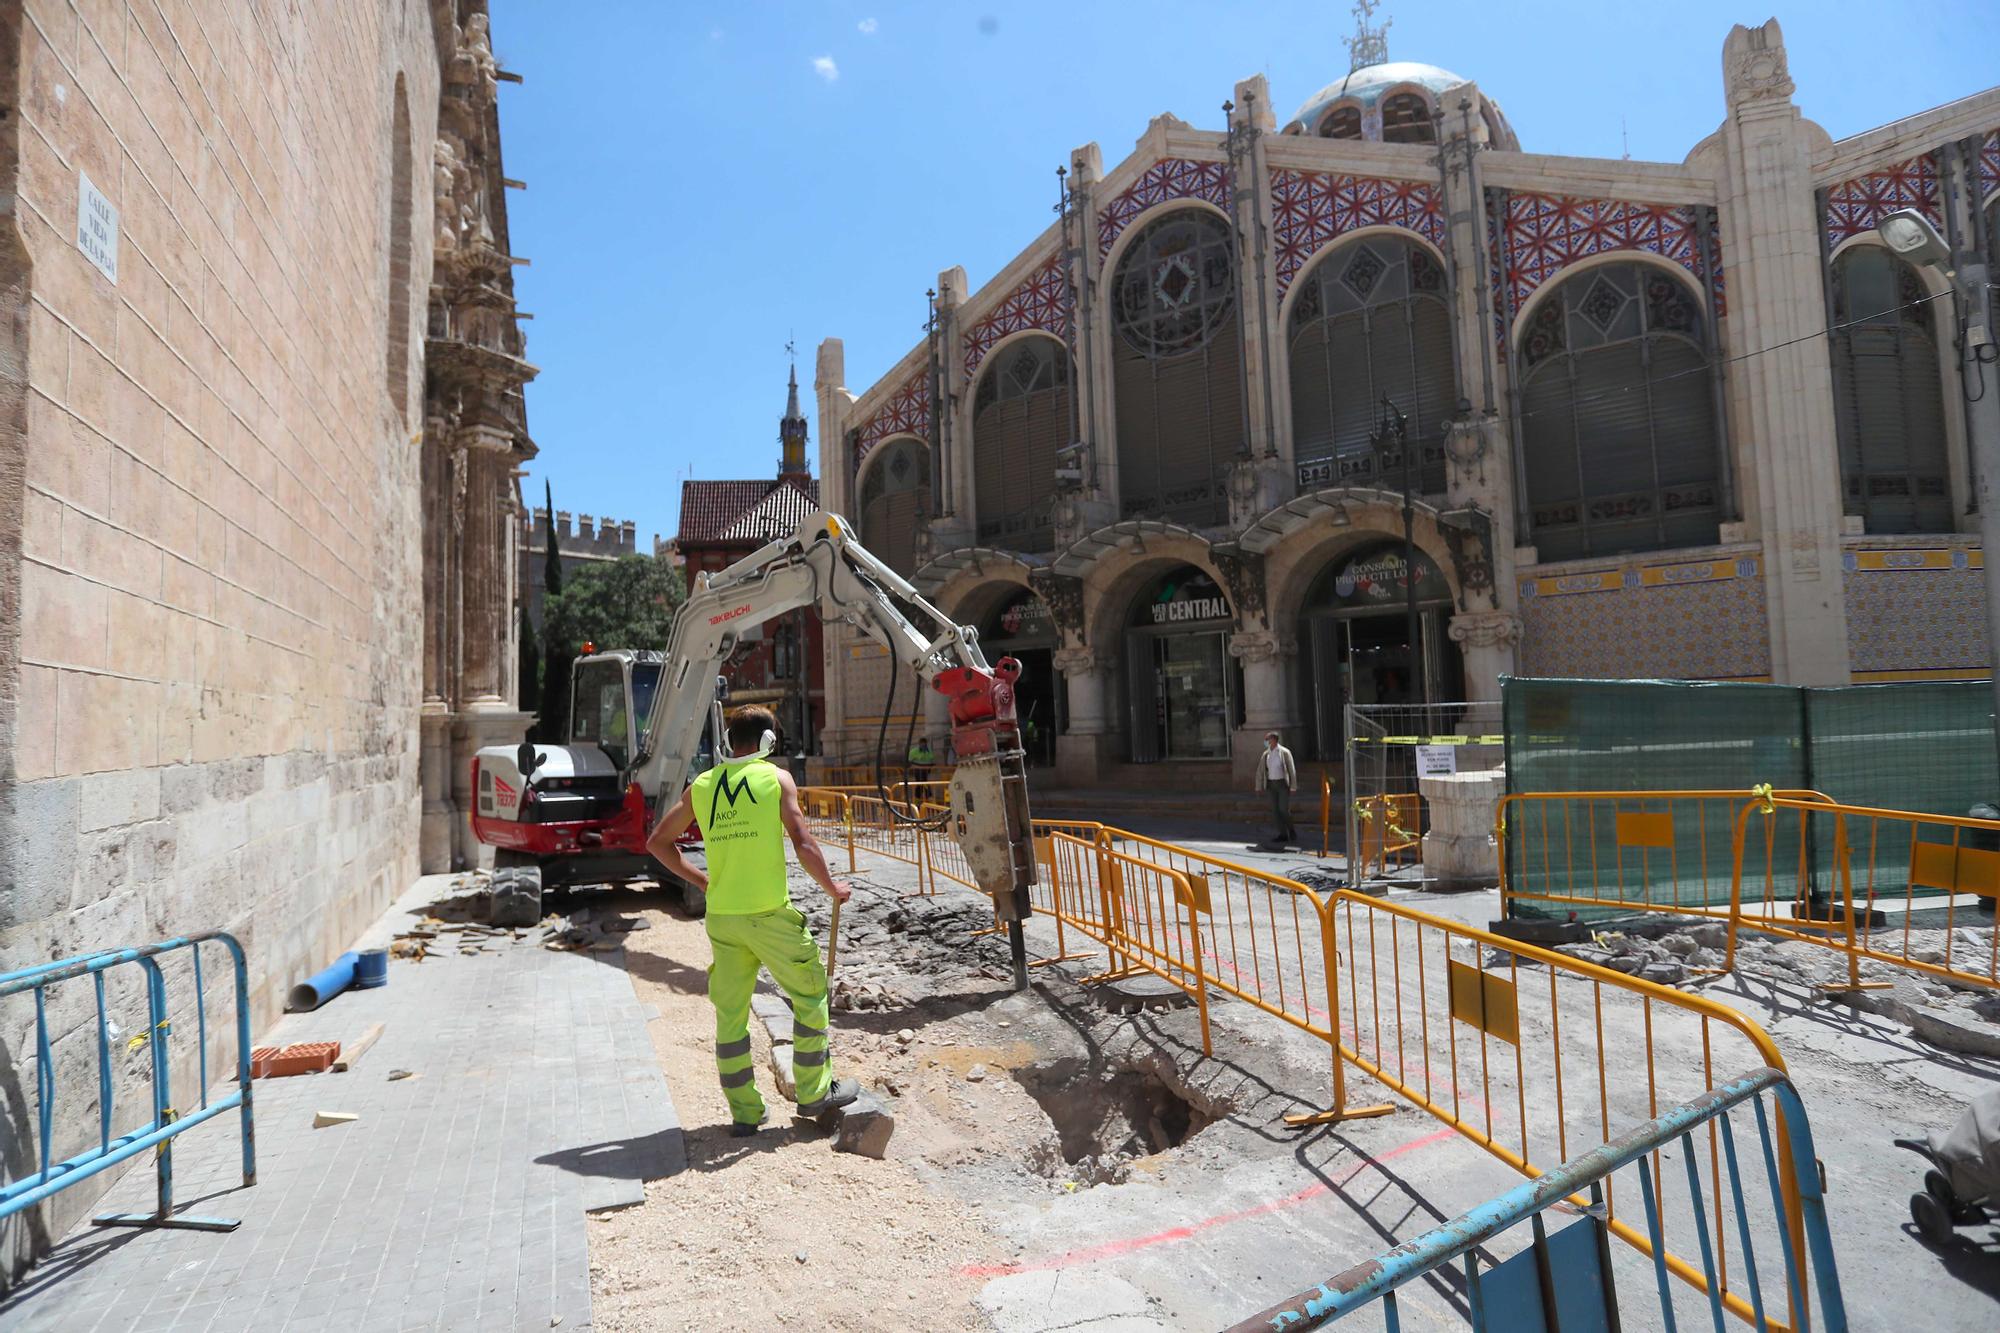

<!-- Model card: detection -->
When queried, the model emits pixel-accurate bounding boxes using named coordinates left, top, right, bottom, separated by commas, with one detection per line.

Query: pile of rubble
left=1552, top=923, right=1730, bottom=987
left=541, top=913, right=650, bottom=953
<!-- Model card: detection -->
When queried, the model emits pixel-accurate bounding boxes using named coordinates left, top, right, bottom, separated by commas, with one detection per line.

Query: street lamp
left=1874, top=207, right=2000, bottom=775
left=1372, top=396, right=1427, bottom=706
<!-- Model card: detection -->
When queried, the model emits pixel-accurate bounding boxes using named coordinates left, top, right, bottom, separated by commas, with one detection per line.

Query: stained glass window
left=1829, top=247, right=1951, bottom=534
left=973, top=336, right=1072, bottom=552
left=858, top=437, right=930, bottom=576
left=1518, top=263, right=1722, bottom=561
left=1111, top=209, right=1244, bottom=526
left=1288, top=237, right=1454, bottom=496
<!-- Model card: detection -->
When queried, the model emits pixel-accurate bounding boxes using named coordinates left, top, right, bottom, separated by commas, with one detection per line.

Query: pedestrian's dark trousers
left=1266, top=781, right=1295, bottom=841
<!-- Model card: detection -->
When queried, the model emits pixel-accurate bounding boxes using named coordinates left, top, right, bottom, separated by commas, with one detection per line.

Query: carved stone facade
left=814, top=19, right=1998, bottom=785
left=421, top=1, right=537, bottom=871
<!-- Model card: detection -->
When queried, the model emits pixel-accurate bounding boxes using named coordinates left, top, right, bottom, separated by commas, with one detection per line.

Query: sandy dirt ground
left=586, top=874, right=1052, bottom=1333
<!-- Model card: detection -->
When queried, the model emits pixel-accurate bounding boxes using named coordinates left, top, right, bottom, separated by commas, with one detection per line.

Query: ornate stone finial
left=1345, top=0, right=1391, bottom=72
left=1723, top=19, right=1793, bottom=106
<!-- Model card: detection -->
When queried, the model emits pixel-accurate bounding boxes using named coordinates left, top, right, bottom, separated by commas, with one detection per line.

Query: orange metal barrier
left=1043, top=832, right=1212, bottom=1054
left=1728, top=794, right=2000, bottom=994
left=1497, top=789, right=1833, bottom=922
left=1352, top=793, right=1422, bottom=883
left=1321, top=888, right=1808, bottom=1329
left=804, top=783, right=1812, bottom=1327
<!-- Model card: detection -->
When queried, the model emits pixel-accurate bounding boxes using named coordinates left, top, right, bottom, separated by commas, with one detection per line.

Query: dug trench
left=583, top=860, right=1456, bottom=1333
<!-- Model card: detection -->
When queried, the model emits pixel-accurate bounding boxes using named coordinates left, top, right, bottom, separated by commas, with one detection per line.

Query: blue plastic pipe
left=288, top=951, right=358, bottom=1011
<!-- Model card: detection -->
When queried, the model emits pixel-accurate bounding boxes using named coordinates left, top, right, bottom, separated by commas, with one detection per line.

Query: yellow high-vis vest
left=689, top=758, right=789, bottom=915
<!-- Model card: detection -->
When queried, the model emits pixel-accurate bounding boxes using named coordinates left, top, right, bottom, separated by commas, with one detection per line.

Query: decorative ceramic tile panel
left=1980, top=130, right=1999, bottom=199
left=961, top=254, right=1072, bottom=380
left=1269, top=169, right=1444, bottom=295
left=1095, top=158, right=1232, bottom=257
left=1843, top=545, right=1989, bottom=677
left=1498, top=192, right=1713, bottom=316
left=1517, top=552, right=1770, bottom=680
left=854, top=370, right=929, bottom=465
left=1822, top=153, right=1941, bottom=247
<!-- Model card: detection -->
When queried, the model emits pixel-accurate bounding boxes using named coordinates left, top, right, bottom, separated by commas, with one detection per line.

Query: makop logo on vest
left=708, top=768, right=760, bottom=829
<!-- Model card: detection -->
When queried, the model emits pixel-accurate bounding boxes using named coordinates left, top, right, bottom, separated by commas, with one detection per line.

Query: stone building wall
left=0, top=0, right=451, bottom=1271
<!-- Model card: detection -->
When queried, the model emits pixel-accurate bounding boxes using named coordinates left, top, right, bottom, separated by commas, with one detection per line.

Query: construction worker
left=1255, top=730, right=1299, bottom=847
left=646, top=704, right=860, bottom=1136
left=906, top=735, right=936, bottom=786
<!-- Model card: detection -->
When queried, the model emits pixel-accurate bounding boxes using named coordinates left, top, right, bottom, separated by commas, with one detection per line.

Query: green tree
left=543, top=551, right=688, bottom=667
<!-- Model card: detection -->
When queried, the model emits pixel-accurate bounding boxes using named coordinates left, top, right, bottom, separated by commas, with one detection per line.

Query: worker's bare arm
left=777, top=768, right=850, bottom=902
left=644, top=789, right=707, bottom=892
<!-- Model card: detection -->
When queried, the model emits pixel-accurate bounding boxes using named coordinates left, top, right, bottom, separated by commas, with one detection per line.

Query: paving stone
left=0, top=874, right=680, bottom=1330
left=829, top=1091, right=896, bottom=1159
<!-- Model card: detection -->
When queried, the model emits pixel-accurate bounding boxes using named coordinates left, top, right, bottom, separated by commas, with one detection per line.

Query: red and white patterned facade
left=1094, top=157, right=1231, bottom=257
left=960, top=253, right=1072, bottom=381
left=1269, top=169, right=1445, bottom=294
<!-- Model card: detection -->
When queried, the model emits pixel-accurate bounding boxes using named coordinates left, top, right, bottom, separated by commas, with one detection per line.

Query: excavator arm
left=635, top=511, right=1038, bottom=984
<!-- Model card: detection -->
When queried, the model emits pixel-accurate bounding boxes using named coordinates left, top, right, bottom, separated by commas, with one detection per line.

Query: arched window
left=1111, top=209, right=1243, bottom=526
left=973, top=337, right=1072, bottom=552
left=1289, top=236, right=1453, bottom=494
left=1518, top=263, right=1721, bottom=561
left=1829, top=247, right=1951, bottom=534
left=1381, top=93, right=1435, bottom=144
left=386, top=75, right=413, bottom=422
left=1319, top=105, right=1362, bottom=140
left=858, top=437, right=929, bottom=576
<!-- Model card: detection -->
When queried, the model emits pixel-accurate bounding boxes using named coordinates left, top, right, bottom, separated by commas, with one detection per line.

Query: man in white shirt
left=1255, top=731, right=1298, bottom=846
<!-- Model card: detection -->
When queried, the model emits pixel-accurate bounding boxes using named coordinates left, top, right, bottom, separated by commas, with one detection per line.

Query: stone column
left=1448, top=610, right=1523, bottom=703
left=930, top=267, right=975, bottom=554
left=1711, top=20, right=1850, bottom=685
left=458, top=434, right=514, bottom=704
left=1229, top=629, right=1297, bottom=787
left=419, top=702, right=455, bottom=871
left=1053, top=647, right=1117, bottom=784
left=815, top=339, right=853, bottom=766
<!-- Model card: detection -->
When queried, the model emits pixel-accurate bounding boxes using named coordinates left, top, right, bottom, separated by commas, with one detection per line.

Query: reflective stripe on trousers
left=705, top=903, right=836, bottom=1125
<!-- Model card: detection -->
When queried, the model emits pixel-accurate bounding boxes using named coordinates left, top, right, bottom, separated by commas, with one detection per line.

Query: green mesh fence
left=1502, top=677, right=1998, bottom=919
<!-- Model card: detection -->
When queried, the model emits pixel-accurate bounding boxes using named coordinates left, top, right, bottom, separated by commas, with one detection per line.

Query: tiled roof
left=678, top=475, right=820, bottom=547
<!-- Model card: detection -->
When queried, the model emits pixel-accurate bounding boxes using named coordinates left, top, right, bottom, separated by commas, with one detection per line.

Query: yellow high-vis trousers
left=705, top=905, right=834, bottom=1124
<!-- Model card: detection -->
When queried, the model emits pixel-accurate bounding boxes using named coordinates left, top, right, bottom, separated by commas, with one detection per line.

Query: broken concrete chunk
left=1637, top=960, right=1687, bottom=985
left=1659, top=933, right=1698, bottom=958
left=896, top=1028, right=916, bottom=1046
left=387, top=1069, right=416, bottom=1081
left=313, top=1110, right=359, bottom=1129
left=829, top=1092, right=895, bottom=1159
left=966, top=1064, right=988, bottom=1083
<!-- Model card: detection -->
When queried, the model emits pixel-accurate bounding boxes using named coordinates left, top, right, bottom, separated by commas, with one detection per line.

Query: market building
left=811, top=14, right=2000, bottom=787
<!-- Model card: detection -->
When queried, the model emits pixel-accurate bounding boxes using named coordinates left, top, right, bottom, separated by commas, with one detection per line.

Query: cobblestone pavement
left=0, top=875, right=682, bottom=1333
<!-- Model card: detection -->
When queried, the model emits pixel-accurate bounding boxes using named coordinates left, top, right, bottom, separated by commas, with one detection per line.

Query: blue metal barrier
left=1226, top=1067, right=1845, bottom=1333
left=0, top=933, right=256, bottom=1232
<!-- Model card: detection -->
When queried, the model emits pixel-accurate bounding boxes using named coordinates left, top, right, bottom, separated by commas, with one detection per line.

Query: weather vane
left=1345, top=0, right=1390, bottom=72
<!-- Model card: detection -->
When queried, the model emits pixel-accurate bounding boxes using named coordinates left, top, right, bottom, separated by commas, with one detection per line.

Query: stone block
left=828, top=1092, right=895, bottom=1160
left=160, top=763, right=205, bottom=815
left=769, top=1043, right=796, bottom=1098
left=1419, top=767, right=1505, bottom=890
left=79, top=769, right=162, bottom=833
left=9, top=778, right=82, bottom=928
left=750, top=991, right=793, bottom=1041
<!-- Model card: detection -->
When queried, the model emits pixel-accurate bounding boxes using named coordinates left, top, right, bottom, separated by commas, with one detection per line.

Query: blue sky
left=489, top=0, right=1999, bottom=551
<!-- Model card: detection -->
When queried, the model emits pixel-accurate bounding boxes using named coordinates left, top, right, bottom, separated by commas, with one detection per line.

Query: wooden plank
left=332, top=1022, right=386, bottom=1072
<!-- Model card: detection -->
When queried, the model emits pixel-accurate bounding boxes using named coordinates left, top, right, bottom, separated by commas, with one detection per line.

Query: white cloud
left=858, top=17, right=878, bottom=34
left=812, top=54, right=839, bottom=82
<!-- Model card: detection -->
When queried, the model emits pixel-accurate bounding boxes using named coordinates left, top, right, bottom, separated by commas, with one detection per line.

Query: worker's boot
left=800, top=1077, right=861, bottom=1119
left=729, top=1110, right=771, bottom=1139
